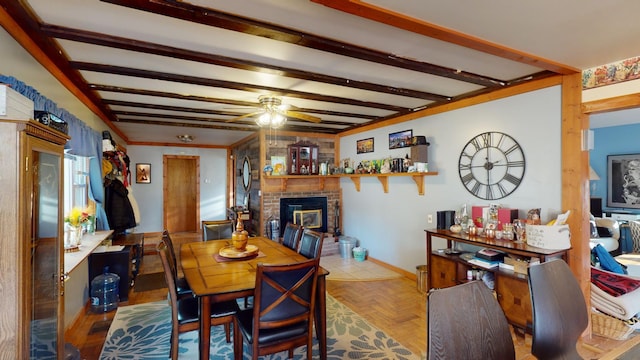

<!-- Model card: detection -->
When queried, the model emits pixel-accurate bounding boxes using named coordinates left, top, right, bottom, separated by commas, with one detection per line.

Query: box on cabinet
left=525, top=225, right=571, bottom=250
left=497, top=208, right=519, bottom=230
left=472, top=206, right=488, bottom=227
left=0, top=85, right=34, bottom=120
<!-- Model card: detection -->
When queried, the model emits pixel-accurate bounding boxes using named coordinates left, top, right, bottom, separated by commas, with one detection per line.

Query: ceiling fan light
left=256, top=112, right=272, bottom=127
left=271, top=113, right=286, bottom=128
left=177, top=134, right=194, bottom=143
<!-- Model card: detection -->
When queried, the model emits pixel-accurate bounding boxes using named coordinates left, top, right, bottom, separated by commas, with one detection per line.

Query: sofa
left=590, top=217, right=620, bottom=254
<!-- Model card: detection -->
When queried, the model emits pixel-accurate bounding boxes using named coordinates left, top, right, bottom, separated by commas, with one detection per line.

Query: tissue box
left=525, top=224, right=571, bottom=250
left=0, top=85, right=34, bottom=120
left=504, top=257, right=529, bottom=275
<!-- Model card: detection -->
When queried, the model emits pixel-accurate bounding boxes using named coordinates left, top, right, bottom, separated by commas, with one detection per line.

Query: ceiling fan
left=227, top=95, right=321, bottom=128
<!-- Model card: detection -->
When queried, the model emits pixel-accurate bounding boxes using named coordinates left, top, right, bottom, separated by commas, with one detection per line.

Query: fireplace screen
left=293, top=210, right=322, bottom=229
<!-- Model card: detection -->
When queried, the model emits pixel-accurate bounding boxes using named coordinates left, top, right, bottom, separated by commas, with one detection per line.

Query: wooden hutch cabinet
left=425, top=229, right=568, bottom=333
left=0, top=119, right=68, bottom=358
left=287, top=141, right=319, bottom=175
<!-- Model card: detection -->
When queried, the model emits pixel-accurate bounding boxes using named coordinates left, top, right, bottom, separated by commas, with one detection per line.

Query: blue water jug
left=91, top=266, right=120, bottom=313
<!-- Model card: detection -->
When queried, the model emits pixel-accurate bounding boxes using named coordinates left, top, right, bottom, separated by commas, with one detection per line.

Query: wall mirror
left=242, top=155, right=251, bottom=191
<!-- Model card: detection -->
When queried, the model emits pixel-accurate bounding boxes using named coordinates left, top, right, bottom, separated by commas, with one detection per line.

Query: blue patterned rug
left=99, top=295, right=420, bottom=360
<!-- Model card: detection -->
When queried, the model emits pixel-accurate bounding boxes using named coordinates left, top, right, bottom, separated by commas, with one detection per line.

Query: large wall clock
left=458, top=131, right=525, bottom=200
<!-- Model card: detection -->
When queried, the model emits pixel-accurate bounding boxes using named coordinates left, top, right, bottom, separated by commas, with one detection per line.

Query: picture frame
left=356, top=137, right=374, bottom=154
left=270, top=156, right=287, bottom=175
left=136, top=163, right=151, bottom=184
left=607, top=153, right=640, bottom=209
left=389, top=129, right=413, bottom=149
left=341, top=158, right=351, bottom=169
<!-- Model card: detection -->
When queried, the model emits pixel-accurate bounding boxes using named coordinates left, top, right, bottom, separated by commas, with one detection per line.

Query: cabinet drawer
left=430, top=256, right=457, bottom=289
left=496, top=275, right=532, bottom=330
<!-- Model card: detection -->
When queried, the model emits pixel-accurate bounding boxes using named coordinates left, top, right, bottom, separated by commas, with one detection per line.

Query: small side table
left=112, top=233, right=144, bottom=278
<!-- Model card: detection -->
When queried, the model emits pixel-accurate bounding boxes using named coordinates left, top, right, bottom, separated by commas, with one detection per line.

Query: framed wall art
left=356, top=137, right=374, bottom=154
left=136, top=163, right=151, bottom=184
left=389, top=129, right=413, bottom=149
left=607, top=153, right=640, bottom=209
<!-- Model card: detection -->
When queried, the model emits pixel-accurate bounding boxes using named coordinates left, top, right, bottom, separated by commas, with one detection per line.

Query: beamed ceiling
left=2, top=0, right=640, bottom=146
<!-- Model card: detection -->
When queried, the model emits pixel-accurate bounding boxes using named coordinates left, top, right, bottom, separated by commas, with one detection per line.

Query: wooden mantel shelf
left=264, top=172, right=438, bottom=195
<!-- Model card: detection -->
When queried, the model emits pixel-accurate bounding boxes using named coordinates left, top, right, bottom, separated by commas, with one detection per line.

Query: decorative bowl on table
left=219, top=244, right=259, bottom=259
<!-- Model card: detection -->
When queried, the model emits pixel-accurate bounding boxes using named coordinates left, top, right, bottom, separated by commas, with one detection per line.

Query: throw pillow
left=596, top=226, right=613, bottom=238
left=593, top=244, right=627, bottom=274
left=590, top=220, right=599, bottom=238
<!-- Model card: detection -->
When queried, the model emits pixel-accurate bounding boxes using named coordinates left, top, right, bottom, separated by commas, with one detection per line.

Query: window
left=63, top=153, right=90, bottom=216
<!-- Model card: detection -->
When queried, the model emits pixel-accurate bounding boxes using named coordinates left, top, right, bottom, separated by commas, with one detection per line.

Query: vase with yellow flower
left=64, top=207, right=89, bottom=249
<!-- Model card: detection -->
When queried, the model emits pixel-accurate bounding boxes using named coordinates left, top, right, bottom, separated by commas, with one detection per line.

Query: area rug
left=133, top=272, right=167, bottom=292
left=99, top=295, right=420, bottom=360
left=320, top=255, right=403, bottom=281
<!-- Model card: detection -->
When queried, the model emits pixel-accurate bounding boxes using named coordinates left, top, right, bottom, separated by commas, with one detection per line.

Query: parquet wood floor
left=65, top=232, right=637, bottom=359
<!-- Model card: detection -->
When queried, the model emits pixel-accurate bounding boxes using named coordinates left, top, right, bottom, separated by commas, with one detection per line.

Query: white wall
left=0, top=28, right=124, bottom=144
left=339, top=86, right=562, bottom=273
left=126, top=145, right=228, bottom=233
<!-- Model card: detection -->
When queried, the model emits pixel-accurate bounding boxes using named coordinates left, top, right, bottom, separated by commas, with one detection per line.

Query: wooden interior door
left=163, top=155, right=200, bottom=233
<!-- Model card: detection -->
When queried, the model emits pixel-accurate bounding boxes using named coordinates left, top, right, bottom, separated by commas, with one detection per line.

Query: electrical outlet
left=427, top=214, right=433, bottom=224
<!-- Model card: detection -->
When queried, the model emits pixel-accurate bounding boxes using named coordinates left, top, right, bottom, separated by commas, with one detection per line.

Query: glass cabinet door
left=26, top=136, right=63, bottom=359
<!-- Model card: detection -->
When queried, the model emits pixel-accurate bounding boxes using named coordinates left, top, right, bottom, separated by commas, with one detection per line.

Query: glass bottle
left=461, top=204, right=469, bottom=233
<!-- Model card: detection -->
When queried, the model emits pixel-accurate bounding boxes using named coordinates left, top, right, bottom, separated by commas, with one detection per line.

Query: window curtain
left=0, top=75, right=109, bottom=230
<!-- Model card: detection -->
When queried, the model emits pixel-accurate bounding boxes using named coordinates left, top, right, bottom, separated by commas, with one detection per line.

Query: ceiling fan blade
left=226, top=111, right=262, bottom=123
left=284, top=110, right=321, bottom=123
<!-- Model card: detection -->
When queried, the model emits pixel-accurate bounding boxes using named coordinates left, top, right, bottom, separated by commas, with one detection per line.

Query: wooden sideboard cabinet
left=425, top=229, right=568, bottom=332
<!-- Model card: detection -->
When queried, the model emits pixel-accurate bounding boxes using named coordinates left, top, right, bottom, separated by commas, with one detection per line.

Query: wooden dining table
left=180, top=236, right=329, bottom=360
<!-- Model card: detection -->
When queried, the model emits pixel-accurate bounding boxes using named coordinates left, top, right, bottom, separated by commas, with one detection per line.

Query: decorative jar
left=232, top=217, right=248, bottom=250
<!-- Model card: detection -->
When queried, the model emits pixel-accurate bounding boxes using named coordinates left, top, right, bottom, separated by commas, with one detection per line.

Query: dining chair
left=202, top=219, right=234, bottom=241
left=157, top=241, right=239, bottom=360
left=161, top=230, right=192, bottom=298
left=281, top=222, right=303, bottom=251
left=527, top=259, right=588, bottom=360
left=427, top=280, right=515, bottom=360
left=298, top=228, right=324, bottom=259
left=233, top=257, right=321, bottom=360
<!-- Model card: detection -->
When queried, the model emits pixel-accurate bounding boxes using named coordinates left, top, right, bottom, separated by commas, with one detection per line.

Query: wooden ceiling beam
left=91, top=84, right=380, bottom=120
left=102, top=0, right=506, bottom=87
left=71, top=61, right=410, bottom=112
left=312, top=0, right=580, bottom=75
left=42, top=24, right=449, bottom=102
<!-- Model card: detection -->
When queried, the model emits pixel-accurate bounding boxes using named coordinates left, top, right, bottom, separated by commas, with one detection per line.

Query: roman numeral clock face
left=458, top=131, right=525, bottom=200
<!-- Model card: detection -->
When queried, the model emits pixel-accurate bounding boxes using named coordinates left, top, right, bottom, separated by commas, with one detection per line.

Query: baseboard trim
left=367, top=256, right=416, bottom=280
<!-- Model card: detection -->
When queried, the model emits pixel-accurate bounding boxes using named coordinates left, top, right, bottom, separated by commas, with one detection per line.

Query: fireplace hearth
left=280, top=197, right=328, bottom=234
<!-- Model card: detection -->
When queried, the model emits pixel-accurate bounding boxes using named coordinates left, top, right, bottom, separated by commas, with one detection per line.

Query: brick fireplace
left=262, top=190, right=340, bottom=237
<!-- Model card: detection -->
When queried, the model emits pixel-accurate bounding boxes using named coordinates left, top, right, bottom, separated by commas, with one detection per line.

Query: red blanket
left=591, top=267, right=640, bottom=297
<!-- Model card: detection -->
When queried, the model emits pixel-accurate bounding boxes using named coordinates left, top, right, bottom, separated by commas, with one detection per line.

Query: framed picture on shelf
left=389, top=129, right=413, bottom=149
left=341, top=158, right=351, bottom=169
left=136, top=163, right=151, bottom=183
left=356, top=137, right=374, bottom=154
left=271, top=156, right=286, bottom=175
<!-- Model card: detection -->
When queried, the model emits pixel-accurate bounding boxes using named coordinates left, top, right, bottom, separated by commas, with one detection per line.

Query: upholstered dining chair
left=202, top=219, right=234, bottom=241
left=427, top=280, right=515, bottom=360
left=233, top=257, right=321, bottom=360
left=298, top=228, right=324, bottom=259
left=161, top=230, right=192, bottom=298
left=281, top=222, right=303, bottom=251
left=527, top=259, right=588, bottom=360
left=158, top=240, right=239, bottom=360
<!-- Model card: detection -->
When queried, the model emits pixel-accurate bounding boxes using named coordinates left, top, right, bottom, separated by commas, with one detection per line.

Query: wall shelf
left=264, top=172, right=438, bottom=195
